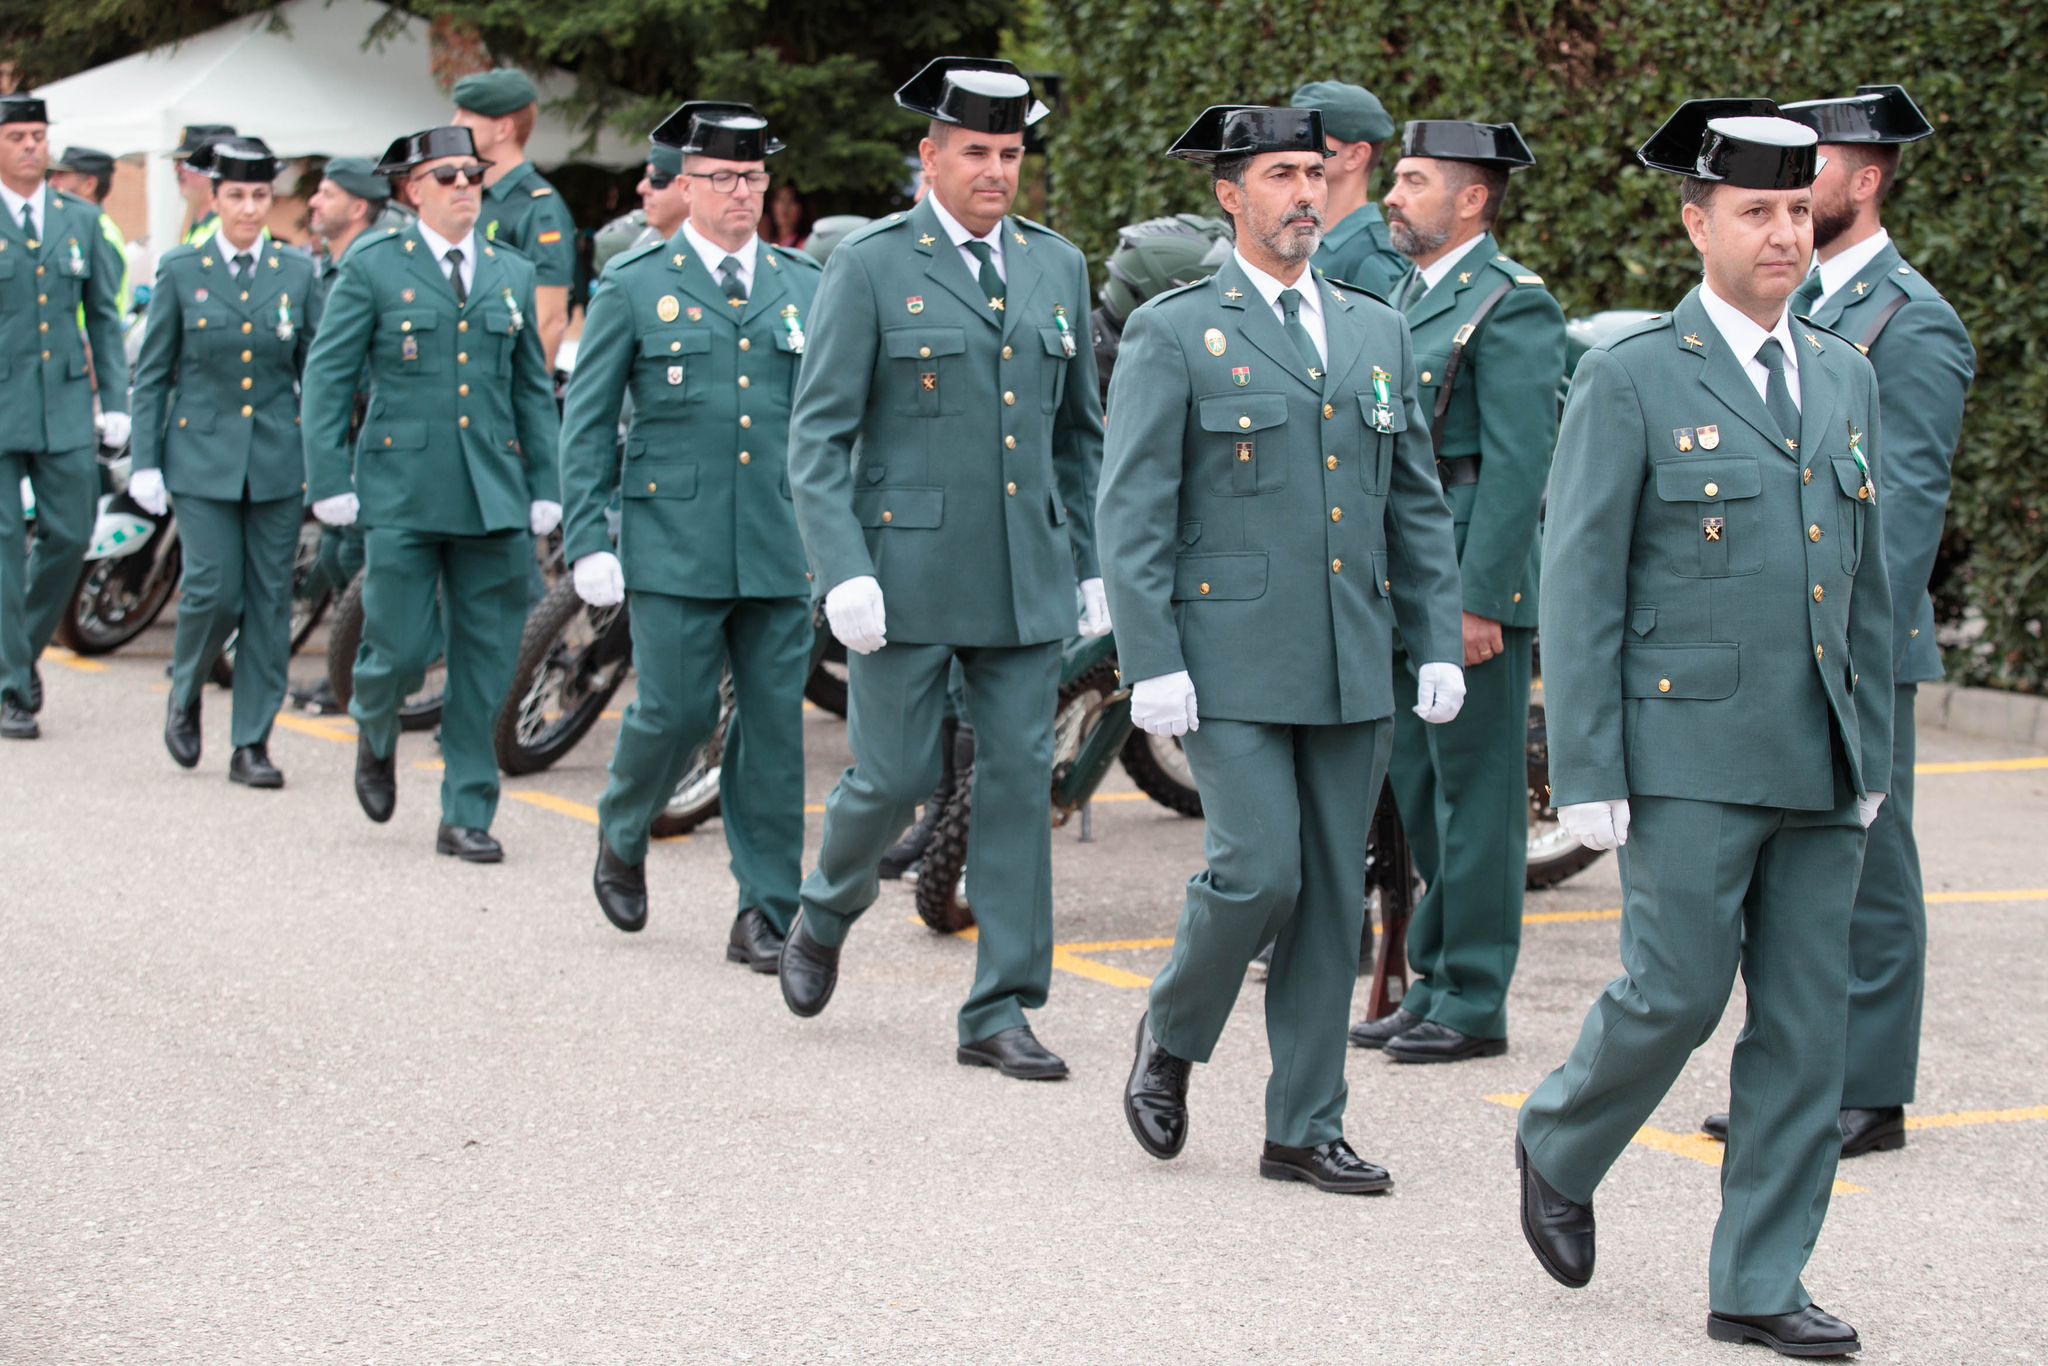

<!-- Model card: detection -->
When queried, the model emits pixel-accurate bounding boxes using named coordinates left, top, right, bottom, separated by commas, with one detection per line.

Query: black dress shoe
left=164, top=695, right=202, bottom=768
left=0, top=697, right=38, bottom=740
left=1839, top=1105, right=1907, bottom=1157
left=1385, top=1019, right=1508, bottom=1064
left=1706, top=1304, right=1860, bottom=1357
left=354, top=736, right=395, bottom=822
left=1348, top=1005, right=1422, bottom=1050
left=593, top=835, right=647, bottom=932
left=1123, top=1011, right=1191, bottom=1159
left=957, top=1024, right=1069, bottom=1080
left=1702, top=1111, right=1731, bottom=1142
left=435, top=823, right=503, bottom=863
left=1518, top=1136, right=1594, bottom=1288
left=726, top=907, right=784, bottom=970
left=228, top=744, right=284, bottom=789
left=1259, top=1137, right=1393, bottom=1194
left=777, top=913, right=840, bottom=1019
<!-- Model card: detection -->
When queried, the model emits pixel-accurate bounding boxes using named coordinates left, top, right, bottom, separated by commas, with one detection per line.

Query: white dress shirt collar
left=1814, top=228, right=1892, bottom=310
left=1233, top=249, right=1328, bottom=368
left=683, top=222, right=759, bottom=292
left=1417, top=232, right=1488, bottom=293
left=927, top=192, right=1006, bottom=281
left=1700, top=280, right=1801, bottom=407
left=1, top=180, right=49, bottom=239
left=414, top=220, right=478, bottom=294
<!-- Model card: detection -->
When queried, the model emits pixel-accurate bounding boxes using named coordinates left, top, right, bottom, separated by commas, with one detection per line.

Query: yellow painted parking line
left=411, top=760, right=445, bottom=772
left=1905, top=1105, right=2048, bottom=1130
left=508, top=790, right=601, bottom=825
left=1917, top=756, right=2048, bottom=775
left=1060, top=937, right=1177, bottom=954
left=272, top=711, right=356, bottom=745
left=1525, top=908, right=1623, bottom=925
left=42, top=647, right=107, bottom=673
left=1927, top=888, right=2048, bottom=905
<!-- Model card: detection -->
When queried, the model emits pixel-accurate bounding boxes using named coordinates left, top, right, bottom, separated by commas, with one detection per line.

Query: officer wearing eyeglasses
left=300, top=125, right=561, bottom=863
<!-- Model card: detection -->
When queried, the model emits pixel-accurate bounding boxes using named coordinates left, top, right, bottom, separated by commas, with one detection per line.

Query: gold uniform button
left=1513, top=592, right=1523, bottom=604
left=739, top=452, right=752, bottom=465
left=35, top=265, right=45, bottom=276
left=1001, top=345, right=1014, bottom=360
left=1809, top=524, right=1823, bottom=542
left=239, top=404, right=252, bottom=418
left=1802, top=468, right=1813, bottom=485
left=241, top=322, right=253, bottom=335
left=1814, top=585, right=1826, bottom=603
left=1326, top=456, right=1338, bottom=471
left=1330, top=507, right=1343, bottom=523
left=738, top=338, right=751, bottom=352
left=1006, top=482, right=1018, bottom=496
left=1704, top=481, right=1719, bottom=498
left=1323, top=403, right=1335, bottom=420
left=400, top=321, right=412, bottom=333
left=1004, top=435, right=1017, bottom=450
left=647, top=482, right=657, bottom=493
left=40, top=350, right=49, bottom=361
left=1909, top=628, right=1921, bottom=638
left=1658, top=678, right=1672, bottom=693
left=1816, top=644, right=1826, bottom=661
left=177, top=418, right=188, bottom=429
left=458, top=320, right=469, bottom=334
left=459, top=416, right=470, bottom=429
left=36, top=293, right=47, bottom=305
left=1238, top=415, right=1252, bottom=430
left=1384, top=578, right=1392, bottom=592
left=670, top=341, right=682, bottom=353
left=241, top=350, right=252, bottom=363
left=919, top=346, right=932, bottom=359
left=240, top=377, right=252, bottom=391
left=38, top=321, right=49, bottom=333
left=1858, top=486, right=1871, bottom=502
left=383, top=437, right=393, bottom=447
left=458, top=384, right=470, bottom=397
left=1003, top=391, right=1017, bottom=406
left=196, top=318, right=208, bottom=330
left=738, top=376, right=751, bottom=389
left=239, top=292, right=248, bottom=302
left=882, top=510, right=894, bottom=524
left=1420, top=370, right=1433, bottom=384
left=1199, top=582, right=1211, bottom=595
left=1331, top=558, right=1343, bottom=574
left=458, top=352, right=469, bottom=364
left=739, top=415, right=752, bottom=429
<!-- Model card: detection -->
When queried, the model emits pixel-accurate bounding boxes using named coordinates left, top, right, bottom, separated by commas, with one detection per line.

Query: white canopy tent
left=37, top=0, right=639, bottom=254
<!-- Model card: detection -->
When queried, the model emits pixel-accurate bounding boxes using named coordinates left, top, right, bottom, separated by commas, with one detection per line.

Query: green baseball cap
left=323, top=155, right=392, bottom=202
left=51, top=146, right=116, bottom=182
left=453, top=69, right=539, bottom=117
left=1290, top=81, right=1394, bottom=144
left=647, top=141, right=683, bottom=178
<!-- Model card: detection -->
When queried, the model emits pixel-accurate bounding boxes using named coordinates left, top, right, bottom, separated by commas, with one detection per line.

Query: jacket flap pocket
left=862, top=464, right=887, bottom=484
left=481, top=307, right=518, bottom=335
left=1830, top=456, right=1868, bottom=499
left=1197, top=394, right=1288, bottom=434
left=854, top=485, right=943, bottom=529
left=1049, top=490, right=1068, bottom=525
left=640, top=329, right=711, bottom=359
left=1180, top=521, right=1202, bottom=545
left=1621, top=642, right=1739, bottom=700
left=883, top=328, right=966, bottom=360
left=624, top=463, right=699, bottom=499
left=1653, top=457, right=1761, bottom=503
left=367, top=420, right=427, bottom=451
left=384, top=310, right=440, bottom=333
left=1172, top=551, right=1269, bottom=601
left=171, top=408, right=214, bottom=433
left=1357, top=392, right=1409, bottom=431
left=1039, top=325, right=1070, bottom=359
left=1629, top=606, right=1658, bottom=637
left=183, top=306, right=229, bottom=331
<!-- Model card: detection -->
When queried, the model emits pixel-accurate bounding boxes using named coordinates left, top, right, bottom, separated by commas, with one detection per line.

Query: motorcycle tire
left=1524, top=695, right=1603, bottom=890
left=55, top=537, right=181, bottom=655
left=804, top=634, right=849, bottom=717
left=1116, top=730, right=1204, bottom=819
left=913, top=745, right=976, bottom=935
left=324, top=570, right=447, bottom=733
left=647, top=669, right=734, bottom=839
left=494, top=579, right=631, bottom=775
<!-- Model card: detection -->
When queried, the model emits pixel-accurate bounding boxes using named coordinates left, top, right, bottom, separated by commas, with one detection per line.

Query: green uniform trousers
left=168, top=493, right=301, bottom=747
left=1151, top=716, right=1394, bottom=1148
left=310, top=525, right=365, bottom=602
left=1518, top=778, right=1865, bottom=1316
left=0, top=445, right=97, bottom=707
left=1388, top=629, right=1534, bottom=1038
left=599, top=592, right=811, bottom=933
left=801, top=639, right=1060, bottom=1046
left=350, top=527, right=529, bottom=830
left=1845, top=683, right=1922, bottom=1107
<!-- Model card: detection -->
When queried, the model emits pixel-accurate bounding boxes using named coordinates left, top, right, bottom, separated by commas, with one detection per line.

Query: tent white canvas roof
left=37, top=0, right=638, bottom=251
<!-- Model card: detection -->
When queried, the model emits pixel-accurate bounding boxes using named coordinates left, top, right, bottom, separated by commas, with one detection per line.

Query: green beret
left=323, top=155, right=392, bottom=203
left=453, top=69, right=539, bottom=118
left=647, top=141, right=683, bottom=177
left=1290, top=81, right=1394, bottom=144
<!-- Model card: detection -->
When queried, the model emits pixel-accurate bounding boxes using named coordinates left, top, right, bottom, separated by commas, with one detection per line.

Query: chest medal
left=1203, top=327, right=1227, bottom=357
left=667, top=365, right=684, bottom=386
left=657, top=294, right=680, bottom=323
left=276, top=293, right=294, bottom=343
left=1053, top=305, right=1076, bottom=358
left=402, top=334, right=419, bottom=363
left=782, top=303, right=806, bottom=355
left=1370, top=366, right=1395, bottom=433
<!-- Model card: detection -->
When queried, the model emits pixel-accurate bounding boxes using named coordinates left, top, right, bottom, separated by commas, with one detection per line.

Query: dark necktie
left=1791, top=272, right=1824, bottom=317
left=233, top=253, right=253, bottom=287
left=1400, top=269, right=1424, bottom=311
left=445, top=247, right=467, bottom=305
left=964, top=239, right=1004, bottom=313
left=20, top=201, right=34, bottom=242
left=1278, top=288, right=1322, bottom=380
left=1756, top=337, right=1800, bottom=448
left=719, top=255, right=747, bottom=305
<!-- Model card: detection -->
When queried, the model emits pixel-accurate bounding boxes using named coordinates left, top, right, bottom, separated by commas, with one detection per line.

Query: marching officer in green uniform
left=46, top=147, right=132, bottom=319
left=565, top=102, right=821, bottom=970
left=1289, top=82, right=1406, bottom=299
left=301, top=126, right=561, bottom=861
left=1698, top=85, right=1976, bottom=1160
left=1104, top=105, right=1464, bottom=1191
left=1348, top=121, right=1565, bottom=1063
left=454, top=70, right=577, bottom=368
left=129, top=138, right=320, bottom=785
left=171, top=125, right=236, bottom=246
left=782, top=58, right=1109, bottom=1078
left=1517, top=102, right=1891, bottom=1358
left=0, top=93, right=131, bottom=741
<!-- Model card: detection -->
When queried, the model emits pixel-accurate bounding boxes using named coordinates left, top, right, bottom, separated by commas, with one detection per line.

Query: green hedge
left=1025, top=0, right=2048, bottom=690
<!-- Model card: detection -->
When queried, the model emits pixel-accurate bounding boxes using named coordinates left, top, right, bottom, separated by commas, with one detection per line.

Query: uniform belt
left=1436, top=454, right=1481, bottom=489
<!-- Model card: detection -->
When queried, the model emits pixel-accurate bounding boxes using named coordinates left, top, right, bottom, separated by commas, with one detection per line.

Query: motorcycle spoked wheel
left=804, top=634, right=848, bottom=717
left=494, top=580, right=631, bottom=775
left=647, top=668, right=734, bottom=839
left=324, top=570, right=448, bottom=732
left=1523, top=695, right=1604, bottom=890
left=210, top=518, right=334, bottom=687
left=1116, top=729, right=1203, bottom=818
left=56, top=537, right=182, bottom=655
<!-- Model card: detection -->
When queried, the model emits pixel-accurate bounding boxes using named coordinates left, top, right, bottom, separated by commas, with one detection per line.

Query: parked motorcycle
left=55, top=450, right=183, bottom=656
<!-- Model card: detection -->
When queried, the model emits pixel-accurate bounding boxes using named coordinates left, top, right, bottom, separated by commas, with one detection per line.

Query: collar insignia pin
left=1223, top=287, right=1244, bottom=301
left=1852, top=281, right=1869, bottom=295
left=918, top=234, right=936, bottom=247
left=1804, top=332, right=1822, bottom=352
left=1683, top=333, right=1703, bottom=348
left=1458, top=272, right=1472, bottom=284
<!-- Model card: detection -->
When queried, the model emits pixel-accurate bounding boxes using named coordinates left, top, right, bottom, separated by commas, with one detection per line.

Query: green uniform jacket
left=1807, top=242, right=1973, bottom=685
left=1312, top=203, right=1406, bottom=301
left=1540, top=288, right=1893, bottom=811
left=301, top=226, right=560, bottom=535
left=483, top=162, right=576, bottom=289
left=0, top=188, right=129, bottom=451
left=130, top=237, right=321, bottom=502
left=1097, top=256, right=1462, bottom=725
left=561, top=234, right=820, bottom=599
left=787, top=198, right=1104, bottom=647
left=1399, top=235, right=1566, bottom=628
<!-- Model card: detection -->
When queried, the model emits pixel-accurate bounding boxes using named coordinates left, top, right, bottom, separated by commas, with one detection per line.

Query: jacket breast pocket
left=1357, top=391, right=1403, bottom=494
left=882, top=327, right=966, bottom=417
left=1037, top=325, right=1071, bottom=413
left=854, top=485, right=943, bottom=529
left=478, top=305, right=520, bottom=374
left=1621, top=641, right=1740, bottom=699
left=1829, top=455, right=1869, bottom=573
left=1197, top=393, right=1289, bottom=495
left=638, top=329, right=712, bottom=406
left=381, top=309, right=442, bottom=375
left=623, top=461, right=699, bottom=500
left=1652, top=456, right=1763, bottom=577
left=1172, top=551, right=1268, bottom=601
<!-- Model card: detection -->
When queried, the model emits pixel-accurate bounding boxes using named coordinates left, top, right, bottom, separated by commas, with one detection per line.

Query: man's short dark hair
left=1447, top=161, right=1510, bottom=227
left=1679, top=175, right=1717, bottom=211
left=1837, top=142, right=1902, bottom=206
left=1211, top=153, right=1251, bottom=224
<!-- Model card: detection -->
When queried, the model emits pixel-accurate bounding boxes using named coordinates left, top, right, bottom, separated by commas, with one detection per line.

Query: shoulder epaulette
left=1316, top=271, right=1390, bottom=308
left=1011, top=215, right=1077, bottom=249
left=770, top=242, right=823, bottom=271
left=1602, top=313, right=1675, bottom=351
left=1486, top=254, right=1544, bottom=287
left=529, top=185, right=555, bottom=198
left=1139, top=276, right=1218, bottom=311
left=841, top=213, right=912, bottom=249
left=609, top=238, right=664, bottom=273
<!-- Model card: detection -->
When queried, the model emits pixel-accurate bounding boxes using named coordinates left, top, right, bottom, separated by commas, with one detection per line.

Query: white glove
left=529, top=500, right=564, bottom=537
left=824, top=575, right=887, bottom=655
left=1559, top=800, right=1631, bottom=851
left=96, top=410, right=131, bottom=449
left=1412, top=661, right=1467, bottom=725
left=1078, top=577, right=1112, bottom=638
left=128, top=467, right=168, bottom=516
left=311, top=493, right=359, bottom=527
left=1857, top=793, right=1886, bottom=829
left=1131, top=670, right=1199, bottom=738
left=572, top=551, right=625, bottom=608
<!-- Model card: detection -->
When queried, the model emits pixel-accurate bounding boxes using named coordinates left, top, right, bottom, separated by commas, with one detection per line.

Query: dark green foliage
left=1029, top=0, right=2048, bottom=688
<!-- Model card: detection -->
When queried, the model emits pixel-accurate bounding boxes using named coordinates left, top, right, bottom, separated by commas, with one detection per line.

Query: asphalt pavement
left=3, top=611, right=2044, bottom=1363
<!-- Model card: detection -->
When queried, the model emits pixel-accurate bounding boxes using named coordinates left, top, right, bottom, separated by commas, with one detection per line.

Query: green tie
left=1756, top=337, right=1801, bottom=449
left=1791, top=272, right=1824, bottom=317
left=964, top=239, right=1004, bottom=313
left=719, top=255, right=747, bottom=305
left=1278, top=288, right=1322, bottom=381
left=19, top=202, right=33, bottom=241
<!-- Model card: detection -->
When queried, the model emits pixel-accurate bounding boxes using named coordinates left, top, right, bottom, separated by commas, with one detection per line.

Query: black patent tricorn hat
left=208, top=137, right=280, bottom=184
left=1637, top=98, right=1823, bottom=189
left=1167, top=106, right=1333, bottom=166
left=1400, top=120, right=1536, bottom=170
left=0, top=94, right=49, bottom=126
left=374, top=125, right=491, bottom=176
left=650, top=101, right=785, bottom=160
left=895, top=57, right=1048, bottom=134
left=1779, top=85, right=1934, bottom=145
